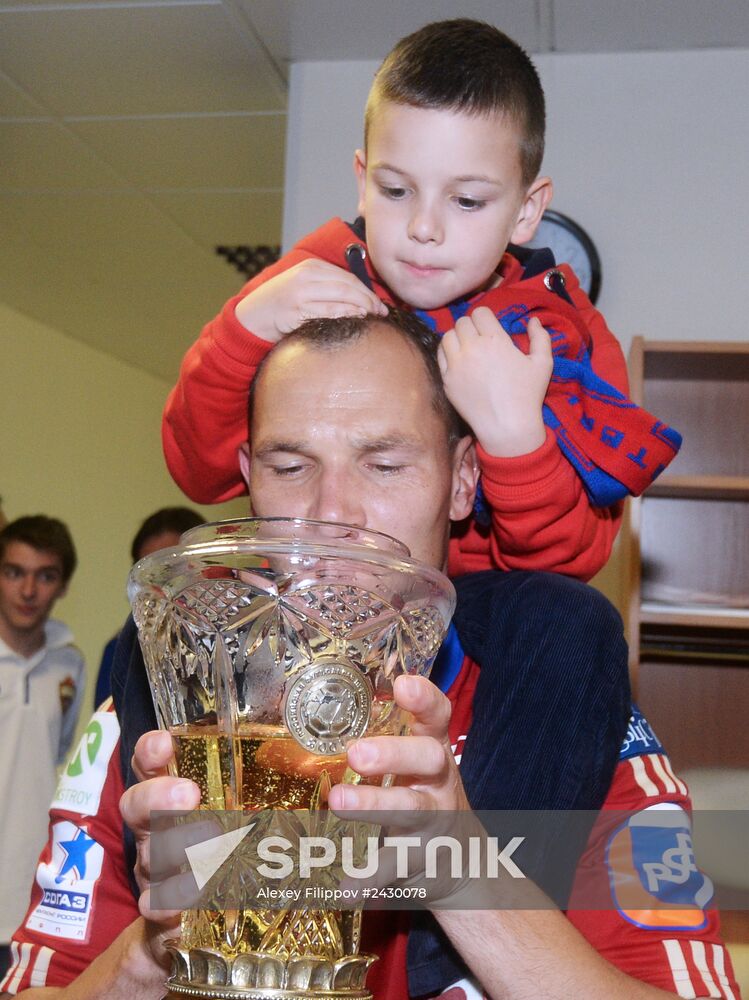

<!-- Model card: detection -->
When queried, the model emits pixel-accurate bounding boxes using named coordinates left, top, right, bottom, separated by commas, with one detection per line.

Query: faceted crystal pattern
left=132, top=575, right=446, bottom=734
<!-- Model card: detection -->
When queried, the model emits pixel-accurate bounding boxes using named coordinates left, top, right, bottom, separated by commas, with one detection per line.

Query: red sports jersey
left=2, top=674, right=740, bottom=998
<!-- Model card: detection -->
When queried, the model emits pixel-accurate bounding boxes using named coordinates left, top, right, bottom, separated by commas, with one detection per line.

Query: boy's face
left=355, top=101, right=551, bottom=310
left=0, top=541, right=67, bottom=639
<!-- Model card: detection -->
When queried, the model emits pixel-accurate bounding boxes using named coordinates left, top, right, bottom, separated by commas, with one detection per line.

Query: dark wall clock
left=526, top=210, right=602, bottom=305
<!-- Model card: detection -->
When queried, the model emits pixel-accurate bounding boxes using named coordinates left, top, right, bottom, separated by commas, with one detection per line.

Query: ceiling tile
left=149, top=190, right=283, bottom=246
left=0, top=190, right=195, bottom=272
left=0, top=3, right=286, bottom=117
left=3, top=0, right=746, bottom=392
left=0, top=120, right=125, bottom=190
left=552, top=0, right=749, bottom=52
left=0, top=191, right=242, bottom=380
left=68, top=112, right=286, bottom=189
left=0, top=69, right=47, bottom=116
left=242, top=0, right=543, bottom=62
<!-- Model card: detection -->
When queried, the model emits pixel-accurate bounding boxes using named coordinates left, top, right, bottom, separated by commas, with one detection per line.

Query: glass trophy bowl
left=128, top=517, right=456, bottom=1000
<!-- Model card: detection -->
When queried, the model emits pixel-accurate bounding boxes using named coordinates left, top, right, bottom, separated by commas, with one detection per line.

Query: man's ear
left=353, top=149, right=367, bottom=217
left=449, top=436, right=480, bottom=523
left=238, top=442, right=251, bottom=491
left=511, top=175, right=553, bottom=246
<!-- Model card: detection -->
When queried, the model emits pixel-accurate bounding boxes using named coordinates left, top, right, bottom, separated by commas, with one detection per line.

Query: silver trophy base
left=164, top=947, right=375, bottom=1000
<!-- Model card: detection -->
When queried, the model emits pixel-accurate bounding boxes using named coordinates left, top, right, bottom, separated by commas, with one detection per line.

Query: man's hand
left=438, top=307, right=553, bottom=457
left=235, top=259, right=388, bottom=343
left=328, top=674, right=469, bottom=817
left=118, top=731, right=201, bottom=968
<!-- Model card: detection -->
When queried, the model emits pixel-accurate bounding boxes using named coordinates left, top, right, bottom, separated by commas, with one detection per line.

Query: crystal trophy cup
left=128, top=517, right=455, bottom=1000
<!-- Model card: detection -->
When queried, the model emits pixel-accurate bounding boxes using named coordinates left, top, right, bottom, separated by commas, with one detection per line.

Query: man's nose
left=309, top=472, right=365, bottom=527
left=407, top=200, right=443, bottom=245
left=20, top=573, right=37, bottom=599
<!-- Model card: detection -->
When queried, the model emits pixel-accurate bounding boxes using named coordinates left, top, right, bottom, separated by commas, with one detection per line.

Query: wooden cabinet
left=625, top=339, right=749, bottom=772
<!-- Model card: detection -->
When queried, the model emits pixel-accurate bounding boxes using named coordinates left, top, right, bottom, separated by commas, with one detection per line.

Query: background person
left=0, top=516, right=84, bottom=978
left=93, top=507, right=205, bottom=707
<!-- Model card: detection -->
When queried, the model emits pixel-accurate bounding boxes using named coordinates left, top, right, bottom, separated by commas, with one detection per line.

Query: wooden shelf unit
left=626, top=338, right=749, bottom=772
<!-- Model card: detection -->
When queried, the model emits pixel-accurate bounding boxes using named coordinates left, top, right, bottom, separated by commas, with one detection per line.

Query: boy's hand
left=437, top=307, right=552, bottom=457
left=235, top=259, right=387, bottom=343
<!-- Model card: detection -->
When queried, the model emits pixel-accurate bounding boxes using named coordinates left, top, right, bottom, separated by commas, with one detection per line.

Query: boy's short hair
left=0, top=515, right=77, bottom=582
left=131, top=507, right=205, bottom=563
left=365, top=18, right=545, bottom=186
left=248, top=309, right=468, bottom=451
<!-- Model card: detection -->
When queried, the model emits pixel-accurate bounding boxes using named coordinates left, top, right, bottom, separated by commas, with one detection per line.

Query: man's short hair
left=248, top=309, right=468, bottom=451
left=365, top=18, right=545, bottom=186
left=131, top=507, right=205, bottom=563
left=0, top=515, right=77, bottom=582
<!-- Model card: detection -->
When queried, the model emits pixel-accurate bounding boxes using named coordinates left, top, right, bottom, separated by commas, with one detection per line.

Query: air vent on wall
left=215, top=245, right=281, bottom=279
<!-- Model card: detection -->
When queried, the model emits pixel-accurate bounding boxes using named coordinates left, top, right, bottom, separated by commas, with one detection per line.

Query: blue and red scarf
left=413, top=261, right=681, bottom=509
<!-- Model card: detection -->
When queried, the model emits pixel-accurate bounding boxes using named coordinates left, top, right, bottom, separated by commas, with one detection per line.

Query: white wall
left=0, top=303, right=245, bottom=735
left=283, top=48, right=749, bottom=357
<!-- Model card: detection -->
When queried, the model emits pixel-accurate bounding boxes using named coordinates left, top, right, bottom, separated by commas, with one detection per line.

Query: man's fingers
left=139, top=877, right=195, bottom=922
left=391, top=674, right=452, bottom=739
left=132, top=729, right=174, bottom=781
left=347, top=734, right=447, bottom=781
left=120, top=775, right=200, bottom=837
left=329, top=781, right=425, bottom=815
left=147, top=818, right=222, bottom=882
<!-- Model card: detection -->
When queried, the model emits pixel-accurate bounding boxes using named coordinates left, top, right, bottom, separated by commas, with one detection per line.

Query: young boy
left=162, top=18, right=680, bottom=582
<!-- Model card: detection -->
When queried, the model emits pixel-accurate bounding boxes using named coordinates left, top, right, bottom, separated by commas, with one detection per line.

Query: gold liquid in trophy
left=170, top=715, right=403, bottom=964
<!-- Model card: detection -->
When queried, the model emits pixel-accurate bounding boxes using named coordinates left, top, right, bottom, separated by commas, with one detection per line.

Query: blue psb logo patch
left=606, top=806, right=713, bottom=930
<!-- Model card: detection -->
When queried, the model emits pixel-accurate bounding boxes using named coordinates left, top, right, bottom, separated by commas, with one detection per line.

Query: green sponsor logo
left=66, top=720, right=103, bottom=777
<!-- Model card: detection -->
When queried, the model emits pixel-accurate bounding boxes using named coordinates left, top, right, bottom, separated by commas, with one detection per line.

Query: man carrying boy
left=161, top=21, right=680, bottom=966
left=2, top=313, right=735, bottom=999
left=0, top=516, right=84, bottom=977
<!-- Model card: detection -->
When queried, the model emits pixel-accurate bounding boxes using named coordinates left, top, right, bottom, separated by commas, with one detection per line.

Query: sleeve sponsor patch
left=25, top=821, right=104, bottom=942
left=606, top=805, right=713, bottom=930
left=52, top=711, right=120, bottom=816
left=619, top=705, right=664, bottom=761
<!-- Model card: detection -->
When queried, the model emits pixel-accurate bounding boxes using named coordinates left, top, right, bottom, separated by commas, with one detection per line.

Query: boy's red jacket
left=163, top=218, right=677, bottom=580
